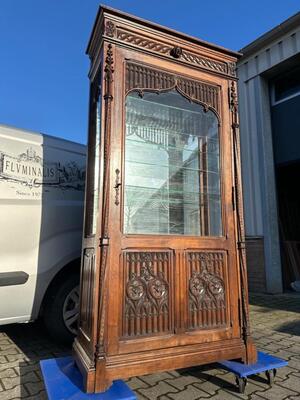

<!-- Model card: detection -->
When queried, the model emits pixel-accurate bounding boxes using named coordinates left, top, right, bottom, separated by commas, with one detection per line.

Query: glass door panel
left=124, top=90, right=222, bottom=236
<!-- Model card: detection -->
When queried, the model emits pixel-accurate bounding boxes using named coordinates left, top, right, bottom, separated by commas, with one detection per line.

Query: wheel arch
left=39, top=257, right=81, bottom=317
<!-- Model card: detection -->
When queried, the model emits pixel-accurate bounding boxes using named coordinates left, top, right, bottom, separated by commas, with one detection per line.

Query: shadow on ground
left=249, top=292, right=300, bottom=337
left=0, top=320, right=71, bottom=399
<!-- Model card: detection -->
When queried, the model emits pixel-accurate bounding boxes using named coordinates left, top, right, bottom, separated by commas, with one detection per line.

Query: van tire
left=43, top=273, right=79, bottom=344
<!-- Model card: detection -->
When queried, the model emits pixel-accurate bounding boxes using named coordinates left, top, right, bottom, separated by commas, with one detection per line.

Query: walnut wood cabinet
left=73, top=6, right=257, bottom=393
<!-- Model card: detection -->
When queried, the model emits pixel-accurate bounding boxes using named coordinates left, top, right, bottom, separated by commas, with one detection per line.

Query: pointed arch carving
left=125, top=62, right=220, bottom=117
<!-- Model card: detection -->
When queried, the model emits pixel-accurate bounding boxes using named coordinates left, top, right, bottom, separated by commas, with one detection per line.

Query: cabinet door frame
left=106, top=46, right=240, bottom=356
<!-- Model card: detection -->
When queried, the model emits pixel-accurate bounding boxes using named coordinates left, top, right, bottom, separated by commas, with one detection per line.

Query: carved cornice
left=116, top=27, right=236, bottom=78
left=125, top=62, right=220, bottom=115
left=117, top=29, right=171, bottom=54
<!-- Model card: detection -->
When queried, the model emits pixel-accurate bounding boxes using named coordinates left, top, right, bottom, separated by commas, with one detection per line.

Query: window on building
left=272, top=66, right=300, bottom=104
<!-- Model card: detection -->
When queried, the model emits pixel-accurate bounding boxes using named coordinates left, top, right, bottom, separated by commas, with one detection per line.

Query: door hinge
left=99, top=236, right=110, bottom=247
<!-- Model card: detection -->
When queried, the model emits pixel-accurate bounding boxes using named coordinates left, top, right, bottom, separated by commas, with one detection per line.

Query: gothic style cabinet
left=73, top=6, right=256, bottom=393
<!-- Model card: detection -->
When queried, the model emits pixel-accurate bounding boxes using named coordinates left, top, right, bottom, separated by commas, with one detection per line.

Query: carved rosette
left=187, top=251, right=227, bottom=330
left=123, top=251, right=172, bottom=338
left=125, top=62, right=220, bottom=116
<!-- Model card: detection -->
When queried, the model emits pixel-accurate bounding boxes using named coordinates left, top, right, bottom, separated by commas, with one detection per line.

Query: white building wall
left=237, top=16, right=300, bottom=293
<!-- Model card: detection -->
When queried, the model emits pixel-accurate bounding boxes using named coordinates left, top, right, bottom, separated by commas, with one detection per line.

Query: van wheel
left=43, top=274, right=79, bottom=344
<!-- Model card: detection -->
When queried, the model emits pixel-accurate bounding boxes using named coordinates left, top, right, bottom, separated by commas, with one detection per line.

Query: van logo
left=0, top=147, right=85, bottom=190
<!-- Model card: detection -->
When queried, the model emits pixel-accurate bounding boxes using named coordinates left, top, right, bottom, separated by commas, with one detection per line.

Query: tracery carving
left=117, top=29, right=236, bottom=77
left=125, top=62, right=220, bottom=115
left=187, top=252, right=227, bottom=329
left=123, top=251, right=172, bottom=337
left=189, top=270, right=225, bottom=307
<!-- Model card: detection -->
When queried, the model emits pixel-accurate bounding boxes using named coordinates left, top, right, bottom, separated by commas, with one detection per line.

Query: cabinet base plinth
left=74, top=339, right=248, bottom=393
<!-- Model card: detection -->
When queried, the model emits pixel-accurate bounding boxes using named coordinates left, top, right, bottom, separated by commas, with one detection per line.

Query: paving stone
left=138, top=381, right=178, bottom=399
left=278, top=374, right=300, bottom=392
left=0, top=340, right=12, bottom=346
left=0, top=348, right=21, bottom=357
left=140, top=372, right=177, bottom=386
left=284, top=345, right=300, bottom=355
left=168, top=385, right=211, bottom=399
left=193, top=379, right=224, bottom=395
left=2, top=371, right=40, bottom=390
left=135, top=392, right=152, bottom=400
left=5, top=353, right=30, bottom=362
left=205, top=390, right=243, bottom=399
left=249, top=395, right=269, bottom=400
left=25, top=380, right=46, bottom=396
left=232, top=380, right=270, bottom=399
left=274, top=365, right=298, bottom=380
left=165, top=375, right=204, bottom=390
left=127, top=376, right=149, bottom=390
left=263, top=343, right=291, bottom=352
left=256, top=384, right=298, bottom=399
left=0, top=355, right=8, bottom=364
left=0, top=368, right=18, bottom=379
left=26, top=392, right=48, bottom=400
left=0, top=384, right=28, bottom=400
left=285, top=358, right=300, bottom=370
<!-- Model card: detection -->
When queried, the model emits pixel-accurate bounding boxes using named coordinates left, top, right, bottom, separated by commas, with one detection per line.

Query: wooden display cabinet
left=73, top=5, right=257, bottom=393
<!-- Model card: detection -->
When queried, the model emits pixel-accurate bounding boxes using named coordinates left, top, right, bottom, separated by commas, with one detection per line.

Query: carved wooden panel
left=79, top=248, right=95, bottom=339
left=122, top=251, right=173, bottom=338
left=116, top=27, right=236, bottom=77
left=186, top=251, right=227, bottom=330
left=125, top=62, right=220, bottom=114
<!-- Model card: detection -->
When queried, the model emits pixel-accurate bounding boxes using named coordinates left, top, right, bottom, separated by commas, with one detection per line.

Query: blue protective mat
left=40, top=357, right=136, bottom=400
left=219, top=351, right=288, bottom=378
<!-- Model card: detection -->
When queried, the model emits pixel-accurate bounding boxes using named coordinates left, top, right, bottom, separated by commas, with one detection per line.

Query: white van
left=0, top=124, right=86, bottom=342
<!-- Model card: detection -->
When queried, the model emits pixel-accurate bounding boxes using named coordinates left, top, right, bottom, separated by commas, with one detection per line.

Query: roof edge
left=0, top=123, right=86, bottom=147
left=240, top=11, right=300, bottom=57
left=87, top=4, right=241, bottom=58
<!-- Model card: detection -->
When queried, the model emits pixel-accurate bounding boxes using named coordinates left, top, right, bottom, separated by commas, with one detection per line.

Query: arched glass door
left=124, top=89, right=222, bottom=237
